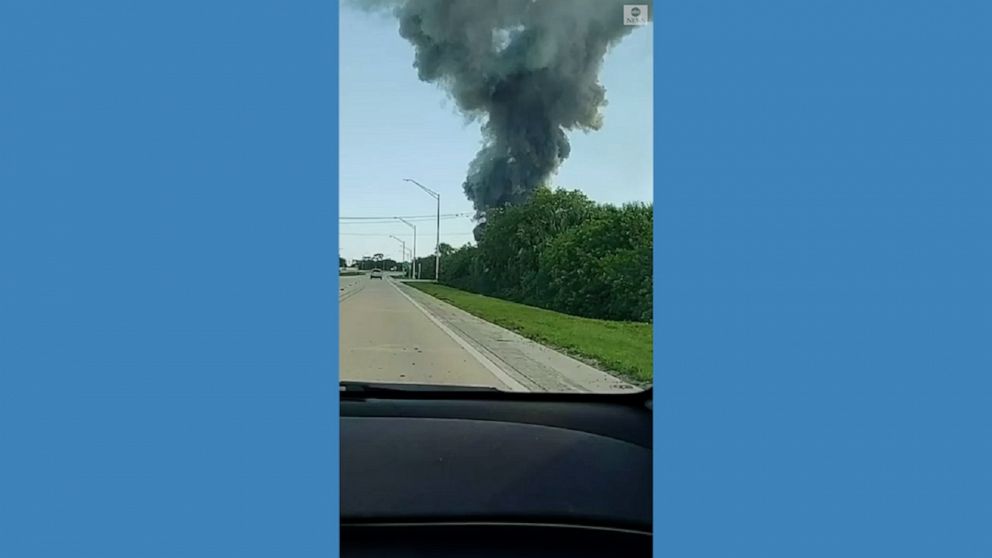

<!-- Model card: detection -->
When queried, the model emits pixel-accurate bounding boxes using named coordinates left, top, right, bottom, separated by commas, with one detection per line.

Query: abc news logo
left=624, top=4, right=649, bottom=26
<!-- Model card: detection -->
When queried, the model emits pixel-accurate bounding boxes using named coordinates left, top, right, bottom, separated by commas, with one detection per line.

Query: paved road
left=339, top=275, right=513, bottom=389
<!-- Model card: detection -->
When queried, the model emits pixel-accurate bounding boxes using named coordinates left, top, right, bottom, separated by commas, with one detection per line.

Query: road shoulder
left=395, top=281, right=637, bottom=393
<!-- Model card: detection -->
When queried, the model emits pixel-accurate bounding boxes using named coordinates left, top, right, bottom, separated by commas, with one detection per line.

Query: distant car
left=370, top=269, right=383, bottom=280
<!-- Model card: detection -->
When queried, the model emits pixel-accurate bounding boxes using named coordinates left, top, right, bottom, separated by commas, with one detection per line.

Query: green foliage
left=438, top=187, right=652, bottom=323
left=542, top=203, right=652, bottom=321
left=438, top=242, right=456, bottom=257
left=438, top=244, right=483, bottom=292
left=409, top=243, right=456, bottom=279
left=355, top=256, right=401, bottom=271
left=477, top=188, right=599, bottom=304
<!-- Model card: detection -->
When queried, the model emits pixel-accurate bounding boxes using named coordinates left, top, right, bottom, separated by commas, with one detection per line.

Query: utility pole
left=435, top=194, right=440, bottom=280
left=403, top=178, right=440, bottom=281
left=397, top=217, right=416, bottom=279
left=389, top=235, right=406, bottom=277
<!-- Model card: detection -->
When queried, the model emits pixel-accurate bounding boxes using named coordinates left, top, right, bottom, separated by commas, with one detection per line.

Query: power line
left=340, top=213, right=471, bottom=220
left=339, top=221, right=416, bottom=225
left=341, top=231, right=475, bottom=237
left=340, top=216, right=468, bottom=225
left=339, top=220, right=440, bottom=225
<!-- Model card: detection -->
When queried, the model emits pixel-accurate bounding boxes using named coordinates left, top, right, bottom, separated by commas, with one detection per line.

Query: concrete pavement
left=339, top=274, right=520, bottom=389
left=397, top=282, right=637, bottom=393
left=339, top=273, right=637, bottom=393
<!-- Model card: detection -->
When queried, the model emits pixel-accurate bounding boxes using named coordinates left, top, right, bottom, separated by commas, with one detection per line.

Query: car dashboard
left=341, top=388, right=652, bottom=557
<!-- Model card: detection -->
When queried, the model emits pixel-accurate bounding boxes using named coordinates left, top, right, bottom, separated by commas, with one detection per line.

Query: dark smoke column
left=359, top=0, right=646, bottom=239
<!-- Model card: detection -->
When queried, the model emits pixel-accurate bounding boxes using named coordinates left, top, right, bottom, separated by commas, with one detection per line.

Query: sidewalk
left=395, top=282, right=637, bottom=393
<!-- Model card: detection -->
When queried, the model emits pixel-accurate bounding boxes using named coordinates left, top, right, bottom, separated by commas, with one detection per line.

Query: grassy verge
left=339, top=271, right=363, bottom=277
left=404, top=282, right=652, bottom=384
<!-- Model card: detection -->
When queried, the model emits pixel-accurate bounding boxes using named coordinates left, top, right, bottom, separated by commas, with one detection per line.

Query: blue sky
left=339, top=5, right=653, bottom=261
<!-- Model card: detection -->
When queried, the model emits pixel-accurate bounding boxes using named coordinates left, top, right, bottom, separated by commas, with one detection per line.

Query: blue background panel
left=0, top=1, right=339, bottom=556
left=655, top=1, right=991, bottom=556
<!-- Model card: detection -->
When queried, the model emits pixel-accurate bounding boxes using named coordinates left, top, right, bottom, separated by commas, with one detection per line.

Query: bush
left=542, top=203, right=652, bottom=321
left=437, top=187, right=652, bottom=323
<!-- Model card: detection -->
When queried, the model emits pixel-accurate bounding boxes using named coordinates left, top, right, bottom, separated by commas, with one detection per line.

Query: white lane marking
left=389, top=281, right=530, bottom=392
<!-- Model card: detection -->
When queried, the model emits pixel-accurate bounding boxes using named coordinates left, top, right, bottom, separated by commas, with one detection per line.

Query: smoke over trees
left=351, top=0, right=647, bottom=236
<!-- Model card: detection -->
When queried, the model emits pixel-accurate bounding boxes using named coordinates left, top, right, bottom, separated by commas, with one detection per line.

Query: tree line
left=418, top=188, right=652, bottom=323
left=350, top=253, right=403, bottom=272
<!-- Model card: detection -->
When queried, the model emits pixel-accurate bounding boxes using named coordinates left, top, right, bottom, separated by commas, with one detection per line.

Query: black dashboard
left=341, top=389, right=652, bottom=557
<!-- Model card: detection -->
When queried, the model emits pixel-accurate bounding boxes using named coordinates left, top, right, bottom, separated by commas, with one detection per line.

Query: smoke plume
left=352, top=0, right=646, bottom=236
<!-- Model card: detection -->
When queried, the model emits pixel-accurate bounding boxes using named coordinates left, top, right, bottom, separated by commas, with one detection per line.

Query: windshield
left=339, top=0, right=652, bottom=394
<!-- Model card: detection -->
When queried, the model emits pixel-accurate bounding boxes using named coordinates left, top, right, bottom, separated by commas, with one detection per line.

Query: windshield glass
left=339, top=0, right=652, bottom=393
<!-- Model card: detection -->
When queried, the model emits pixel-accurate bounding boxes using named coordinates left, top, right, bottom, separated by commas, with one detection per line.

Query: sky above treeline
left=338, top=4, right=653, bottom=262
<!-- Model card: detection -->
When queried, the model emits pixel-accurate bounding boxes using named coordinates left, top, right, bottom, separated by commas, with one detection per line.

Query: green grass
left=405, top=282, right=652, bottom=385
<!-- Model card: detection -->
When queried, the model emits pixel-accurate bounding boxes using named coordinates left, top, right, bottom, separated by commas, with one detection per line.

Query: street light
left=389, top=235, right=407, bottom=277
left=397, top=217, right=416, bottom=279
left=403, top=178, right=440, bottom=281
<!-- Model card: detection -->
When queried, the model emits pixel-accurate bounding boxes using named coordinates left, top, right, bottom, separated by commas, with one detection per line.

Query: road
left=339, top=274, right=513, bottom=389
